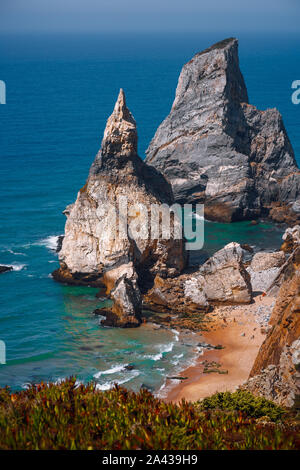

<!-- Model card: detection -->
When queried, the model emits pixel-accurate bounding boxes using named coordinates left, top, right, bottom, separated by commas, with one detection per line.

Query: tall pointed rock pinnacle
left=112, top=88, right=135, bottom=124
left=90, top=89, right=137, bottom=174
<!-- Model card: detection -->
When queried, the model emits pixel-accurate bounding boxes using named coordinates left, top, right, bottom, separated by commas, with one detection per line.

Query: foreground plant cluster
left=0, top=378, right=299, bottom=450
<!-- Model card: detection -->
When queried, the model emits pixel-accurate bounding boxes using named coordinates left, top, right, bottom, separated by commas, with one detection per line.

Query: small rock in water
left=0, top=265, right=13, bottom=274
left=167, top=376, right=188, bottom=381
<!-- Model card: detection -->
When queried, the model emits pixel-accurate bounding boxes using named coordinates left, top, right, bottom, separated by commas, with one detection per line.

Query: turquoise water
left=0, top=33, right=299, bottom=391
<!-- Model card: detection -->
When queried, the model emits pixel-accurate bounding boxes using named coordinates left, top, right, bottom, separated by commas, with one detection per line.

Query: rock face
left=244, top=264, right=300, bottom=407
left=144, top=242, right=252, bottom=313
left=247, top=251, right=286, bottom=293
left=281, top=225, right=300, bottom=253
left=146, top=38, right=300, bottom=223
left=54, top=89, right=187, bottom=325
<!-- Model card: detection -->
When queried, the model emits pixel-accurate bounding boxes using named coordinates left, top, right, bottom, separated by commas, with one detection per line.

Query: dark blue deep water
left=0, top=33, right=299, bottom=391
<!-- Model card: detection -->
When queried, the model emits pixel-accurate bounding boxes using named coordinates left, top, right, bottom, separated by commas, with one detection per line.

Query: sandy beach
left=165, top=295, right=275, bottom=403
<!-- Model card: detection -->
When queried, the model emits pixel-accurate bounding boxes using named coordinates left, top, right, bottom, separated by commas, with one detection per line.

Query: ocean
left=0, top=32, right=299, bottom=392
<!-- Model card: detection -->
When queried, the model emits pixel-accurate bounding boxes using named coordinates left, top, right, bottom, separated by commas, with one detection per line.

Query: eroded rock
left=281, top=225, right=300, bottom=253
left=247, top=251, right=286, bottom=293
left=101, top=274, right=142, bottom=328
left=243, top=266, right=300, bottom=407
left=54, top=89, right=187, bottom=326
left=144, top=242, right=252, bottom=313
left=146, top=38, right=300, bottom=223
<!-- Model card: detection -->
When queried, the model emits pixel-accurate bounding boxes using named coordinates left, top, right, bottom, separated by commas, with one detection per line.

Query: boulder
left=143, top=273, right=209, bottom=315
left=146, top=38, right=300, bottom=223
left=144, top=242, right=252, bottom=312
left=195, top=242, right=252, bottom=304
left=101, top=274, right=142, bottom=328
left=247, top=251, right=286, bottom=293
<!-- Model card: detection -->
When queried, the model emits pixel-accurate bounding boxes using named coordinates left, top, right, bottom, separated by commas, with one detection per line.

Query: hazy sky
left=0, top=0, right=299, bottom=34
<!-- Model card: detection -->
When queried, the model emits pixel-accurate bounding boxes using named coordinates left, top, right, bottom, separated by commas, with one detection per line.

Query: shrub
left=198, top=390, right=286, bottom=421
left=0, top=378, right=298, bottom=450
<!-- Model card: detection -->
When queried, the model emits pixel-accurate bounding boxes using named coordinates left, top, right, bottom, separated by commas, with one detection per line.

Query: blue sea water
left=0, top=33, right=299, bottom=392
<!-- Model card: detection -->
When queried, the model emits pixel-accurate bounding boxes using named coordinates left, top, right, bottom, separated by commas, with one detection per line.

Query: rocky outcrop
left=144, top=242, right=252, bottom=313
left=56, top=235, right=64, bottom=253
left=100, top=274, right=142, bottom=328
left=146, top=38, right=300, bottom=223
left=243, top=259, right=300, bottom=407
left=0, top=265, right=13, bottom=274
left=281, top=225, right=300, bottom=253
left=247, top=251, right=286, bottom=293
left=54, top=89, right=187, bottom=325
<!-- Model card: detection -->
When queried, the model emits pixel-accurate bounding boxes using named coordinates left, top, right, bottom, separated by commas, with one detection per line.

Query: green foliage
left=0, top=378, right=298, bottom=450
left=198, top=390, right=286, bottom=422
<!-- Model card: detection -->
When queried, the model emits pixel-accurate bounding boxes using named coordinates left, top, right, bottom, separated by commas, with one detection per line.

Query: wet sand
left=165, top=295, right=274, bottom=403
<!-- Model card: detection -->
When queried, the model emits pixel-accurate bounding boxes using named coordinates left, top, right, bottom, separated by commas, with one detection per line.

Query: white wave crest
left=37, top=235, right=62, bottom=251
left=95, top=370, right=140, bottom=391
left=2, top=263, right=27, bottom=272
left=143, top=342, right=175, bottom=361
left=93, top=363, right=128, bottom=379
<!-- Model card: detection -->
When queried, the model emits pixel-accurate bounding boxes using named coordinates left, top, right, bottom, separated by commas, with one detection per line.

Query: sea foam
left=37, top=235, right=62, bottom=251
left=93, top=364, right=128, bottom=379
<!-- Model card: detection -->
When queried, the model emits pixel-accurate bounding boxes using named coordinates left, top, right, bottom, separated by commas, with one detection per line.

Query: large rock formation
left=144, top=242, right=252, bottom=313
left=146, top=38, right=300, bottom=223
left=53, top=90, right=187, bottom=325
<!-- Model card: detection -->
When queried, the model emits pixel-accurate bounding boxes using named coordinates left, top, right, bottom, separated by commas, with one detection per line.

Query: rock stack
left=53, top=89, right=187, bottom=326
left=146, top=38, right=300, bottom=223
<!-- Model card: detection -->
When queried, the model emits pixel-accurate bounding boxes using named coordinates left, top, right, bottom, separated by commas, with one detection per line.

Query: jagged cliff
left=53, top=90, right=187, bottom=326
left=146, top=38, right=300, bottom=223
left=243, top=240, right=300, bottom=407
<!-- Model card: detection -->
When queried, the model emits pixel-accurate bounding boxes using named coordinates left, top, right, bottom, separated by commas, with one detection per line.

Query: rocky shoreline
left=162, top=227, right=300, bottom=407
left=51, top=38, right=300, bottom=407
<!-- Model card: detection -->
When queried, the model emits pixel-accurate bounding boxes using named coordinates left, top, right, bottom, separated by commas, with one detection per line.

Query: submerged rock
left=54, top=89, right=187, bottom=326
left=146, top=38, right=300, bottom=223
left=0, top=265, right=13, bottom=274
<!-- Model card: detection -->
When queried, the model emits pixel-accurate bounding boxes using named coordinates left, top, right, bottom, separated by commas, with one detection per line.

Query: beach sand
left=164, top=295, right=275, bottom=403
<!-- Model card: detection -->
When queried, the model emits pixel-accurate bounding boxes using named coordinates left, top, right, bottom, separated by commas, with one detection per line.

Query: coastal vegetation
left=0, top=378, right=298, bottom=450
left=197, top=390, right=286, bottom=421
